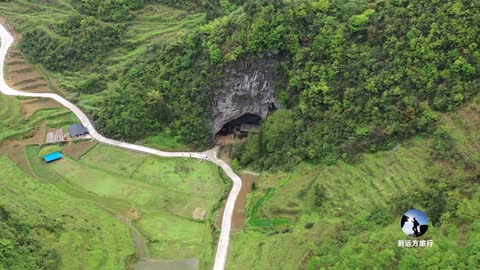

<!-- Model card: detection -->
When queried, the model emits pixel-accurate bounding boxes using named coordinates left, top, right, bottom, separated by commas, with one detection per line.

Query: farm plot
left=32, top=144, right=225, bottom=265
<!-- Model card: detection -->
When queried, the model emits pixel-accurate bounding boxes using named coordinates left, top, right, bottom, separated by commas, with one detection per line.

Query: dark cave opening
left=217, top=113, right=262, bottom=136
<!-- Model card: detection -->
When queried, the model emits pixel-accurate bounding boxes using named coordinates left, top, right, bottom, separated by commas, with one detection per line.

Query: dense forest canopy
left=19, top=0, right=480, bottom=167
left=0, top=207, right=58, bottom=269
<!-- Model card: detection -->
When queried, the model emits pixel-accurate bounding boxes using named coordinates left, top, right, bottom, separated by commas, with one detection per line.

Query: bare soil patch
left=458, top=103, right=480, bottom=127
left=216, top=171, right=259, bottom=231
left=13, top=77, right=44, bottom=86
left=192, top=207, right=206, bottom=220
left=21, top=122, right=47, bottom=145
left=21, top=98, right=62, bottom=119
left=63, top=140, right=96, bottom=159
left=125, top=208, right=141, bottom=220
left=214, top=133, right=247, bottom=146
left=0, top=144, right=34, bottom=177
left=217, top=145, right=233, bottom=166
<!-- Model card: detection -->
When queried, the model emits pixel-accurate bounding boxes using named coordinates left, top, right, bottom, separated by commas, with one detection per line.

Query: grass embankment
left=0, top=95, right=25, bottom=140
left=143, top=131, right=190, bottom=152
left=228, top=97, right=480, bottom=269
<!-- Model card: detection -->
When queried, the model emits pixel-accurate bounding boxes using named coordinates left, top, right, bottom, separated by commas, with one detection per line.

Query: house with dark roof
left=69, top=123, right=89, bottom=138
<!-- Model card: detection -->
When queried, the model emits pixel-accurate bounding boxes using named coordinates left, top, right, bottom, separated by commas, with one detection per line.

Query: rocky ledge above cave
left=211, top=57, right=279, bottom=135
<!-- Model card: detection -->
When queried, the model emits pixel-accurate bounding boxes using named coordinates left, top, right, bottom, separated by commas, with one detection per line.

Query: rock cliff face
left=211, top=57, right=278, bottom=135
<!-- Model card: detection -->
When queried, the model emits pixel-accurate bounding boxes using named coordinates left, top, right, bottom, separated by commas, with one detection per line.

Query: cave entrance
left=215, top=114, right=261, bottom=144
left=219, top=113, right=262, bottom=135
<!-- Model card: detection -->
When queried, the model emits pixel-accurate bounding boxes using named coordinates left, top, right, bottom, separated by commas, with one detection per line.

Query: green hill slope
left=228, top=96, right=480, bottom=269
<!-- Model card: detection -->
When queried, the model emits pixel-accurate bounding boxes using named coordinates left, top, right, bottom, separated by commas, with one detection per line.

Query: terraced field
left=107, top=4, right=204, bottom=70
left=0, top=95, right=134, bottom=269
left=0, top=0, right=204, bottom=110
left=0, top=93, right=25, bottom=141
left=0, top=99, right=226, bottom=270
left=0, top=3, right=228, bottom=268
left=0, top=82, right=226, bottom=270
left=227, top=96, right=480, bottom=270
left=5, top=49, right=64, bottom=95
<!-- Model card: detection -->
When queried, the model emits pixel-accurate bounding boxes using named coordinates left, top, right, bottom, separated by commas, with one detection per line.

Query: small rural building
left=69, top=123, right=89, bottom=138
left=43, top=152, right=63, bottom=163
left=239, top=124, right=260, bottom=133
left=233, top=124, right=260, bottom=139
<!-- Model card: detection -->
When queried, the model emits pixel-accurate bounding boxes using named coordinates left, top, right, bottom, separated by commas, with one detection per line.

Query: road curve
left=0, top=24, right=239, bottom=270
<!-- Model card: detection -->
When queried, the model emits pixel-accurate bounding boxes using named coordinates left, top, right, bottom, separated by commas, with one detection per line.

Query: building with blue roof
left=43, top=152, right=63, bottom=163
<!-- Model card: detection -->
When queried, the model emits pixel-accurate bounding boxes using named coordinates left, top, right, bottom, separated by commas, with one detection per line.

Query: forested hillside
left=90, top=0, right=479, bottom=167
left=228, top=97, right=480, bottom=269
left=16, top=0, right=480, bottom=164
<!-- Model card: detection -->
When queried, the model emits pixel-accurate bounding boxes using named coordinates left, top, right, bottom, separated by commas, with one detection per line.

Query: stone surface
left=211, top=56, right=278, bottom=135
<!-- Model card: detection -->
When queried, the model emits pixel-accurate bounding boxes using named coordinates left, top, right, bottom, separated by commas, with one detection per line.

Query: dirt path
left=217, top=171, right=259, bottom=231
left=135, top=258, right=199, bottom=270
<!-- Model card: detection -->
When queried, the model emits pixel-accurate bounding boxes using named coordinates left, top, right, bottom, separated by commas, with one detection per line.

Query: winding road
left=0, top=24, right=239, bottom=270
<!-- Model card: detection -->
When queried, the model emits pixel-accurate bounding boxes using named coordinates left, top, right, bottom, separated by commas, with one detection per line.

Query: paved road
left=0, top=23, right=239, bottom=270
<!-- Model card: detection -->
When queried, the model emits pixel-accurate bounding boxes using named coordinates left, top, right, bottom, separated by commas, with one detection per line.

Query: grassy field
left=80, top=144, right=148, bottom=176
left=0, top=97, right=134, bottom=269
left=143, top=131, right=190, bottom=151
left=27, top=143, right=225, bottom=266
left=132, top=155, right=224, bottom=197
left=136, top=213, right=210, bottom=259
left=1, top=92, right=225, bottom=269
left=0, top=155, right=135, bottom=270
left=227, top=96, right=480, bottom=269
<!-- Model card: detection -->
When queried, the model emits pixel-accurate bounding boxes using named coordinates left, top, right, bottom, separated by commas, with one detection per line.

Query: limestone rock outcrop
left=211, top=57, right=278, bottom=134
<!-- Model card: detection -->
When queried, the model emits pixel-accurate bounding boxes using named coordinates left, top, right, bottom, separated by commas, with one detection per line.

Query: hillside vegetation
left=8, top=0, right=479, bottom=163
left=1, top=0, right=480, bottom=269
left=0, top=73, right=225, bottom=269
left=74, top=0, right=480, bottom=164
left=228, top=96, right=480, bottom=269
left=0, top=95, right=134, bottom=269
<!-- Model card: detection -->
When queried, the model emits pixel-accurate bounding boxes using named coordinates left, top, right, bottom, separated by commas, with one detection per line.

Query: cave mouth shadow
left=217, top=113, right=262, bottom=136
